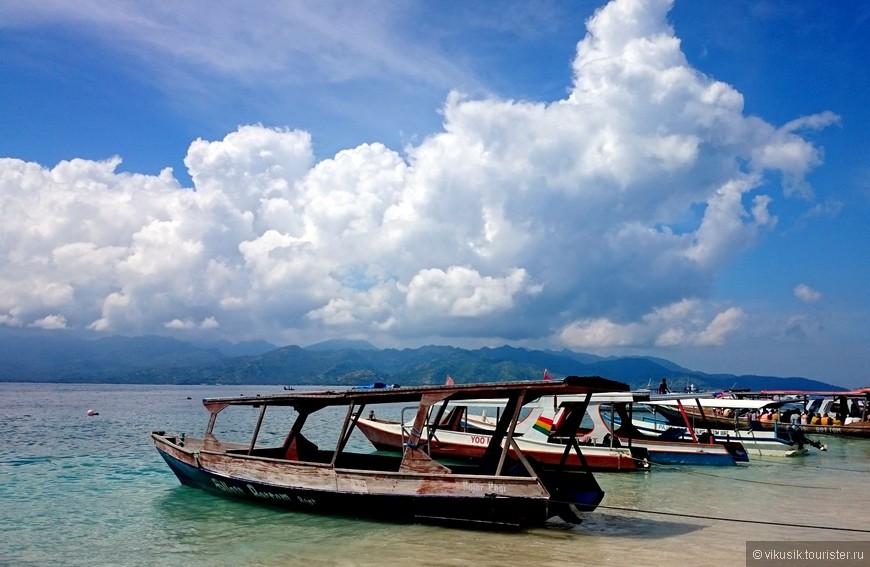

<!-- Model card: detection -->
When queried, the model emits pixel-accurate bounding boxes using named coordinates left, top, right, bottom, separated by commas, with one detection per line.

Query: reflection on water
left=1, top=383, right=868, bottom=567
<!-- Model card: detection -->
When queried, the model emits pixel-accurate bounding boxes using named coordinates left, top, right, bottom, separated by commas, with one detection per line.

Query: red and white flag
left=543, top=369, right=552, bottom=381
left=445, top=374, right=455, bottom=385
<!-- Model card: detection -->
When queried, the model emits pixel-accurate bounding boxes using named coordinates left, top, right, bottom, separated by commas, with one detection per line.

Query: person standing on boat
left=658, top=378, right=670, bottom=395
left=747, top=409, right=759, bottom=425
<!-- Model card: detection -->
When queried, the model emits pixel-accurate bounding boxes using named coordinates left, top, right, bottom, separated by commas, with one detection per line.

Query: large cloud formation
left=0, top=0, right=836, bottom=349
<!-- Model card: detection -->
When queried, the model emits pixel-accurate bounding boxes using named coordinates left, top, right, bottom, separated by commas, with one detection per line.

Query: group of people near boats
left=728, top=407, right=865, bottom=427
left=712, top=408, right=826, bottom=450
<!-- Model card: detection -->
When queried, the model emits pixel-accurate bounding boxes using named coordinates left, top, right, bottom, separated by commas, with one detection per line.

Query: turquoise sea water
left=2, top=383, right=869, bottom=567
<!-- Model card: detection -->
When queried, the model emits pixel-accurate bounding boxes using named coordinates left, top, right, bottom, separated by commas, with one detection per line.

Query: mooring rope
left=784, top=461, right=870, bottom=474
left=668, top=467, right=841, bottom=489
left=730, top=453, right=870, bottom=474
left=596, top=504, right=870, bottom=534
left=623, top=454, right=850, bottom=489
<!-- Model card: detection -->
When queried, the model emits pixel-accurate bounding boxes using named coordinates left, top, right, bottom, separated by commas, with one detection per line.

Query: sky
left=0, top=0, right=868, bottom=388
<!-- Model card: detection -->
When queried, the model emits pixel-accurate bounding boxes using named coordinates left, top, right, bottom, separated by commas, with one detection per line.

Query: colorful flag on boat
left=532, top=415, right=554, bottom=435
left=445, top=374, right=454, bottom=385
left=543, top=369, right=552, bottom=381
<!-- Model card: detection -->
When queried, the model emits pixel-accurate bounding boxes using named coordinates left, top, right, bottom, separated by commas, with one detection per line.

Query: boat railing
left=399, top=405, right=425, bottom=451
left=397, top=404, right=456, bottom=454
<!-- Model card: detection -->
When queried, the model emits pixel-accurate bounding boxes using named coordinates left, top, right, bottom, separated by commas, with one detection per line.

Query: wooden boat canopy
left=201, top=375, right=629, bottom=414
left=747, top=388, right=869, bottom=398
left=646, top=398, right=792, bottom=410
left=429, top=390, right=648, bottom=411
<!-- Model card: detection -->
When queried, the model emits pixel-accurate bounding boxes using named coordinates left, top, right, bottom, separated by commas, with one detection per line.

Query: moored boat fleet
left=151, top=377, right=870, bottom=529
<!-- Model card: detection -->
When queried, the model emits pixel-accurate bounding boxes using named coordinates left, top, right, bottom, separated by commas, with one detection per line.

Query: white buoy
left=86, top=409, right=99, bottom=416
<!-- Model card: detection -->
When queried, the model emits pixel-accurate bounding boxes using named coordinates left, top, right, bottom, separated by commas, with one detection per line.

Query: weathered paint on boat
left=152, top=376, right=626, bottom=528
left=356, top=414, right=650, bottom=472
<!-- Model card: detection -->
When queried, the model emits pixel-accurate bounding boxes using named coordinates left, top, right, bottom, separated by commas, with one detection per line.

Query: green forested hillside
left=0, top=332, right=844, bottom=391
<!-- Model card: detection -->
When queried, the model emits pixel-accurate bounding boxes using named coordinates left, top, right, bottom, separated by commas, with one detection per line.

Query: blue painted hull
left=601, top=410, right=747, bottom=465
left=155, top=442, right=603, bottom=528
left=641, top=448, right=736, bottom=466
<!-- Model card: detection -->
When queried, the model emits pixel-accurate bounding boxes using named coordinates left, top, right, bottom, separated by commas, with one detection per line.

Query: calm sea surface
left=2, top=383, right=869, bottom=567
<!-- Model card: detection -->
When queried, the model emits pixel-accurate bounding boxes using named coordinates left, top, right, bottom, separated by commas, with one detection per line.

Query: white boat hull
left=630, top=418, right=800, bottom=457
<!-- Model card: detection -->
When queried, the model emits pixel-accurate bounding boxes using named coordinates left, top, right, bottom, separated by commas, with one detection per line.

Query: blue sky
left=0, top=0, right=868, bottom=388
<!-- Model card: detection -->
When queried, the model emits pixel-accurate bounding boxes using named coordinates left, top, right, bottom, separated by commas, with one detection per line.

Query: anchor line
left=592, top=504, right=870, bottom=534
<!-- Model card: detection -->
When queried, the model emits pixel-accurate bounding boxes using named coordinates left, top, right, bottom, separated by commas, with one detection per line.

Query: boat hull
left=153, top=434, right=600, bottom=528
left=759, top=422, right=870, bottom=438
left=614, top=439, right=738, bottom=466
left=593, top=405, right=747, bottom=466
left=356, top=418, right=649, bottom=472
left=630, top=418, right=797, bottom=458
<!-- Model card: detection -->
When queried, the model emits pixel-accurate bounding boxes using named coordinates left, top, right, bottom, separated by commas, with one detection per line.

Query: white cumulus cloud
left=794, top=284, right=822, bottom=303
left=30, top=315, right=68, bottom=330
left=559, top=300, right=746, bottom=349
left=0, top=0, right=835, bottom=351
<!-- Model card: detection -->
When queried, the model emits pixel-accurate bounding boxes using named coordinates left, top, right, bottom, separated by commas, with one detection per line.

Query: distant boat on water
left=662, top=388, right=870, bottom=439
left=636, top=398, right=824, bottom=457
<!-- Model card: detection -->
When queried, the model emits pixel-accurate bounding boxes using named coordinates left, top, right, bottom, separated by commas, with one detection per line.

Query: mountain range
left=0, top=330, right=847, bottom=392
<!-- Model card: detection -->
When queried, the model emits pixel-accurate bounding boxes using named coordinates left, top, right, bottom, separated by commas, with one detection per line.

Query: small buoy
left=86, top=409, right=99, bottom=416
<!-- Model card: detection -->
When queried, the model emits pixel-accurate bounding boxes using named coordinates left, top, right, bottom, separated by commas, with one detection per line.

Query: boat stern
left=720, top=440, right=750, bottom=463
left=543, top=468, right=605, bottom=523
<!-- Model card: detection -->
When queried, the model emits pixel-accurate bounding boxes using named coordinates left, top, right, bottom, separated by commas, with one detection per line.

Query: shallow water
left=2, top=383, right=867, bottom=567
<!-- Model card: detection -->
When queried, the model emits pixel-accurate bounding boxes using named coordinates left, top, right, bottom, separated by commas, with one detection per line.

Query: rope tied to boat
left=619, top=454, right=854, bottom=488
left=593, top=504, right=870, bottom=534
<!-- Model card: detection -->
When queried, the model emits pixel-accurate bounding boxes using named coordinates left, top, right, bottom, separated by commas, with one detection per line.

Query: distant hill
left=305, top=339, right=379, bottom=351
left=192, top=339, right=278, bottom=357
left=0, top=333, right=226, bottom=382
left=0, top=329, right=847, bottom=391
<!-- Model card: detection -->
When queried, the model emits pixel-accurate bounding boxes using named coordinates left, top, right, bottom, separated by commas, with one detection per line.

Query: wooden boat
left=151, top=376, right=627, bottom=529
left=636, top=399, right=824, bottom=457
left=404, top=393, right=745, bottom=467
left=760, top=389, right=870, bottom=438
left=356, top=395, right=651, bottom=472
left=653, top=389, right=870, bottom=439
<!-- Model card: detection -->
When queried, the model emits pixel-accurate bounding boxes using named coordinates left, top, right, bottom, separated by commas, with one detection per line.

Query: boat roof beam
left=551, top=392, right=593, bottom=438
left=205, top=409, right=220, bottom=436
left=426, top=400, right=451, bottom=445
left=333, top=402, right=367, bottom=456
left=508, top=436, right=538, bottom=479
left=247, top=403, right=268, bottom=456
left=331, top=402, right=359, bottom=466
left=494, top=390, right=526, bottom=476
left=282, top=407, right=312, bottom=453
